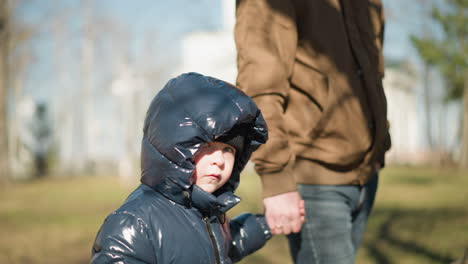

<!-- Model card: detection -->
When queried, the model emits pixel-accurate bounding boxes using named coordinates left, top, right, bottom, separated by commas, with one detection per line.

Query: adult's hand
left=263, top=191, right=305, bottom=235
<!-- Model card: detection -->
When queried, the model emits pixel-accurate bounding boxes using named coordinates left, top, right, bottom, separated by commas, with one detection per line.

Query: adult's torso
left=286, top=0, right=388, bottom=176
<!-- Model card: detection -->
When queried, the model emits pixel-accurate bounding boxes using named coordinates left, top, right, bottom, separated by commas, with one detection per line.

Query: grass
left=0, top=166, right=467, bottom=263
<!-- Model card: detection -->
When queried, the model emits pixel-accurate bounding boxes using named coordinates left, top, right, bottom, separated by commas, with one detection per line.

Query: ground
left=0, top=166, right=467, bottom=264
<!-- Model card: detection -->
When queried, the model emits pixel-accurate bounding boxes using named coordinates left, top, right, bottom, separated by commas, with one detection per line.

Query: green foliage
left=410, top=0, right=467, bottom=102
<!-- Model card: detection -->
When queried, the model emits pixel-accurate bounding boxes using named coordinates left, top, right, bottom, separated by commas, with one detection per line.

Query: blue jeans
left=287, top=175, right=379, bottom=264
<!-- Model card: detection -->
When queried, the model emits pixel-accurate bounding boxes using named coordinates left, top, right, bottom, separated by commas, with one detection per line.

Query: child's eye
left=223, top=147, right=235, bottom=153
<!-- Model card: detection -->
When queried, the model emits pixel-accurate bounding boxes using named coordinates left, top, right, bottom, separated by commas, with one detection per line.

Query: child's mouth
left=206, top=174, right=221, bottom=180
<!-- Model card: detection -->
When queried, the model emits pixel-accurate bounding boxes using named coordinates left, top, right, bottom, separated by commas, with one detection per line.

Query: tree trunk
left=0, top=0, right=10, bottom=185
left=422, top=63, right=434, bottom=150
left=460, top=74, right=468, bottom=169
left=75, top=0, right=94, bottom=173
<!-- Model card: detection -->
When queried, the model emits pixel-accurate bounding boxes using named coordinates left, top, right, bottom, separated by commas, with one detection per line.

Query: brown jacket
left=235, top=0, right=391, bottom=197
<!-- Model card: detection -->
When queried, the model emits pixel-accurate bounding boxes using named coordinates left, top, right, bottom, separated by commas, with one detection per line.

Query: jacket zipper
left=203, top=216, right=221, bottom=264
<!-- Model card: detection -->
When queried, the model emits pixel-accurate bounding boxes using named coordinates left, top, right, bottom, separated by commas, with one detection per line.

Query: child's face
left=192, top=142, right=236, bottom=193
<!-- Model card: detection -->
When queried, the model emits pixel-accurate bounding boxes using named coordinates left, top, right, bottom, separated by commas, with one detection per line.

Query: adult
left=234, top=0, right=391, bottom=263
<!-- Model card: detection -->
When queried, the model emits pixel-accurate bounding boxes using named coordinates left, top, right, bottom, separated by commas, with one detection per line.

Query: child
left=91, top=72, right=271, bottom=264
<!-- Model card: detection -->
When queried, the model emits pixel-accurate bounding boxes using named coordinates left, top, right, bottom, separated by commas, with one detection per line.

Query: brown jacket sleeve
left=235, top=0, right=298, bottom=197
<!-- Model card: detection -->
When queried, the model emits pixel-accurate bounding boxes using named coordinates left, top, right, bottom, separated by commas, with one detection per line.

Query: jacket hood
left=140, top=72, right=267, bottom=212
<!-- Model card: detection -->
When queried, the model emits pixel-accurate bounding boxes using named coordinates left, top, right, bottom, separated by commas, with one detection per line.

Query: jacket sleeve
left=90, top=212, right=156, bottom=264
left=228, top=213, right=272, bottom=262
left=235, top=0, right=298, bottom=197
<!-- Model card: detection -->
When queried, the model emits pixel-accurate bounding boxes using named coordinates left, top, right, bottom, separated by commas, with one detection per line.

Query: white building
left=384, top=66, right=427, bottom=164
left=175, top=2, right=237, bottom=83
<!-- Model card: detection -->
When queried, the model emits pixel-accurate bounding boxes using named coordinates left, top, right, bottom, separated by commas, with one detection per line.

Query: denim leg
left=288, top=176, right=379, bottom=264
left=351, top=174, right=379, bottom=250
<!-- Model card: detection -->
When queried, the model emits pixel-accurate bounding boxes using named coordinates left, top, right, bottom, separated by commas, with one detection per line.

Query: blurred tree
left=2, top=0, right=38, bottom=180
left=23, top=103, right=53, bottom=178
left=8, top=14, right=34, bottom=180
left=79, top=0, right=95, bottom=172
left=410, top=0, right=468, bottom=168
left=0, top=0, right=11, bottom=185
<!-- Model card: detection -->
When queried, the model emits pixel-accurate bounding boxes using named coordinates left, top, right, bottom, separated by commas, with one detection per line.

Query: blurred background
left=0, top=0, right=466, bottom=263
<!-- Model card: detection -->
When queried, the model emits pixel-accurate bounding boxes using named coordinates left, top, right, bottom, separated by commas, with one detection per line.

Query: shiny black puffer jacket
left=91, top=73, right=270, bottom=264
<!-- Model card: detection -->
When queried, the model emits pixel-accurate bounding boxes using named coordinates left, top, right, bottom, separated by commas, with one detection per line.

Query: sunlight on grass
left=0, top=166, right=467, bottom=263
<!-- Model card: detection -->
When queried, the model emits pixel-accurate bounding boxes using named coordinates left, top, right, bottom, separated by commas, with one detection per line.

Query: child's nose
left=210, top=150, right=225, bottom=166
